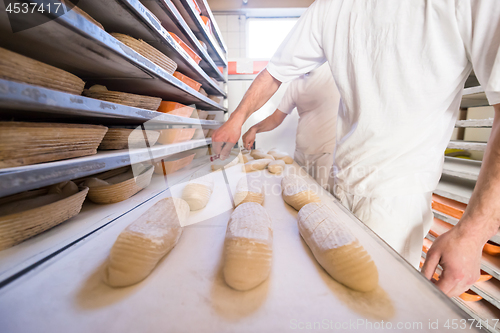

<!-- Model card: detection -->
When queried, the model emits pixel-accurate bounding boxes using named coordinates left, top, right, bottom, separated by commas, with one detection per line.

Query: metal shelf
left=0, top=139, right=212, bottom=198
left=453, top=298, right=500, bottom=333
left=196, top=0, right=228, bottom=53
left=442, top=157, right=481, bottom=181
left=0, top=1, right=226, bottom=111
left=472, top=279, right=500, bottom=312
left=432, top=210, right=500, bottom=245
left=76, top=0, right=225, bottom=96
left=140, top=0, right=225, bottom=81
left=461, top=86, right=489, bottom=109
left=171, top=0, right=227, bottom=66
left=448, top=140, right=487, bottom=152
left=0, top=79, right=224, bottom=127
left=435, top=174, right=475, bottom=204
left=456, top=119, right=493, bottom=128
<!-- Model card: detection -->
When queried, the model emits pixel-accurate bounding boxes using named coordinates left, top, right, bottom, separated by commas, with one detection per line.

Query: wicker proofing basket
left=0, top=122, right=108, bottom=168
left=111, top=33, right=178, bottom=75
left=86, top=166, right=154, bottom=204
left=99, top=128, right=160, bottom=150
left=0, top=47, right=85, bottom=95
left=0, top=187, right=89, bottom=251
left=83, top=88, right=162, bottom=111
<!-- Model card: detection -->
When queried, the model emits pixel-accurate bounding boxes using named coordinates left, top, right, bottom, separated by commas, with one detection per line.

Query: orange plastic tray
left=157, top=128, right=196, bottom=145
left=483, top=241, right=500, bottom=256
left=157, top=101, right=194, bottom=117
left=200, top=15, right=212, bottom=34
left=429, top=217, right=453, bottom=238
left=188, top=0, right=201, bottom=14
left=154, top=153, right=195, bottom=175
left=432, top=194, right=467, bottom=219
left=168, top=32, right=201, bottom=64
left=459, top=290, right=482, bottom=302
left=173, top=71, right=202, bottom=91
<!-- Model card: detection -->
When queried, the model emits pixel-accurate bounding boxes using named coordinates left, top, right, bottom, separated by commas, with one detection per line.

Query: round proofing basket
left=99, top=128, right=160, bottom=150
left=0, top=187, right=89, bottom=251
left=0, top=122, right=108, bottom=168
left=111, top=33, right=177, bottom=75
left=0, top=47, right=85, bottom=95
left=87, top=166, right=154, bottom=204
left=83, top=89, right=162, bottom=111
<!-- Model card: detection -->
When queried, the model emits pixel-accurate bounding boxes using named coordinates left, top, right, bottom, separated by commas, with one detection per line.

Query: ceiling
left=208, top=0, right=314, bottom=16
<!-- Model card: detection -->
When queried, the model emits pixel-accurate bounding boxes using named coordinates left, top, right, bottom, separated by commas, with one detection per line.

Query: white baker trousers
left=334, top=188, right=434, bottom=268
left=294, top=150, right=335, bottom=193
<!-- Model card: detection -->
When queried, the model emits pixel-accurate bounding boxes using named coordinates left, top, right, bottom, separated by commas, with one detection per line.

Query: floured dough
left=47, top=181, right=79, bottom=196
left=103, top=197, right=190, bottom=287
left=82, top=178, right=110, bottom=188
left=242, top=153, right=253, bottom=163
left=182, top=173, right=214, bottom=210
left=268, top=150, right=293, bottom=164
left=297, top=203, right=378, bottom=292
left=243, top=159, right=273, bottom=172
left=234, top=176, right=264, bottom=206
left=223, top=202, right=273, bottom=290
left=268, top=160, right=285, bottom=174
left=249, top=148, right=264, bottom=158
left=251, top=150, right=275, bottom=160
left=281, top=174, right=320, bottom=210
left=211, top=155, right=239, bottom=171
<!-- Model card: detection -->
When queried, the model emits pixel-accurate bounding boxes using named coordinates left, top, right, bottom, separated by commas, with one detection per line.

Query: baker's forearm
left=457, top=104, right=500, bottom=242
left=229, top=69, right=282, bottom=127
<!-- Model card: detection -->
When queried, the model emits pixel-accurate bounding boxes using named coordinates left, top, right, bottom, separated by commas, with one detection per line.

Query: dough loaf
left=251, top=151, right=275, bottom=160
left=268, top=160, right=285, bottom=174
left=103, top=197, right=190, bottom=287
left=223, top=202, right=273, bottom=290
left=242, top=153, right=253, bottom=163
left=249, top=148, right=264, bottom=158
left=182, top=173, right=214, bottom=210
left=243, top=158, right=273, bottom=172
left=281, top=174, right=320, bottom=210
left=268, top=150, right=293, bottom=164
left=234, top=176, right=264, bottom=206
left=298, top=203, right=379, bottom=292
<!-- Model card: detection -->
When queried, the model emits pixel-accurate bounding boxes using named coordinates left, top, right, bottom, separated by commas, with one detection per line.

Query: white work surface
left=0, top=162, right=479, bottom=332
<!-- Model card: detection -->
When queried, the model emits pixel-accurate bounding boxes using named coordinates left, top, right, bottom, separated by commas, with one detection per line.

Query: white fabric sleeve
left=266, top=0, right=329, bottom=83
left=277, top=83, right=297, bottom=115
left=458, top=0, right=500, bottom=105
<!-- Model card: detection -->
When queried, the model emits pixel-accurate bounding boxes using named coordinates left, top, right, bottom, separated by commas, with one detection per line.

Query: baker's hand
left=242, top=127, right=257, bottom=150
left=212, top=118, right=242, bottom=160
left=421, top=222, right=483, bottom=297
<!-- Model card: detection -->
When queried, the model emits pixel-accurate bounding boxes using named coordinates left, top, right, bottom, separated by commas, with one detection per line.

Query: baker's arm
left=212, top=69, right=282, bottom=158
left=242, top=110, right=288, bottom=150
left=422, top=103, right=500, bottom=297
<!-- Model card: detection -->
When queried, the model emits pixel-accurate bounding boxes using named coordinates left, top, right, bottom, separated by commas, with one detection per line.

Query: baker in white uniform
left=242, top=63, right=340, bottom=190
left=213, top=0, right=500, bottom=297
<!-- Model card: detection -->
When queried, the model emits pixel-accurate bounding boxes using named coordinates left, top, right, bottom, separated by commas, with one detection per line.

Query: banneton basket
left=98, top=128, right=160, bottom=150
left=157, top=128, right=196, bottom=144
left=85, top=166, right=154, bottom=204
left=0, top=186, right=89, bottom=251
left=157, top=101, right=194, bottom=117
left=111, top=33, right=178, bottom=75
left=83, top=85, right=162, bottom=111
left=0, top=122, right=108, bottom=168
left=0, top=47, right=85, bottom=95
left=154, top=152, right=195, bottom=175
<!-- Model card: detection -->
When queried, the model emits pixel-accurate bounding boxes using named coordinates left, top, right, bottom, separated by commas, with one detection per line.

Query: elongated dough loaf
left=234, top=176, right=264, bottom=206
left=103, top=197, right=190, bottom=287
left=249, top=148, right=264, bottom=158
left=252, top=151, right=275, bottom=160
left=268, top=159, right=285, bottom=174
left=242, top=153, right=253, bottom=163
left=243, top=158, right=273, bottom=172
left=281, top=174, right=321, bottom=210
left=268, top=151, right=293, bottom=164
left=182, top=173, right=214, bottom=211
left=223, top=202, right=273, bottom=290
left=298, top=203, right=378, bottom=292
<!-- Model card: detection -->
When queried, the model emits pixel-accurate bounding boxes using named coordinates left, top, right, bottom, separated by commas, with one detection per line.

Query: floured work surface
left=0, top=163, right=478, bottom=332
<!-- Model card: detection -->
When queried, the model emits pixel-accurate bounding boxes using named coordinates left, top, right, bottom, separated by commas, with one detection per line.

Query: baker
left=213, top=0, right=500, bottom=297
left=242, top=63, right=340, bottom=191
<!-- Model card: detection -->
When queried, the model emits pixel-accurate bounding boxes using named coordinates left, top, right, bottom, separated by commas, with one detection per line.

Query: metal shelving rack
left=0, top=0, right=228, bottom=288
left=429, top=83, right=500, bottom=331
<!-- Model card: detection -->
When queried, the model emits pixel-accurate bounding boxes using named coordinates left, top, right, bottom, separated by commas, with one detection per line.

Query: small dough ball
left=48, top=181, right=79, bottom=196
left=268, top=160, right=285, bottom=174
left=268, top=151, right=293, bottom=164
left=182, top=174, right=214, bottom=211
left=88, top=84, right=108, bottom=92
left=223, top=202, right=273, bottom=290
